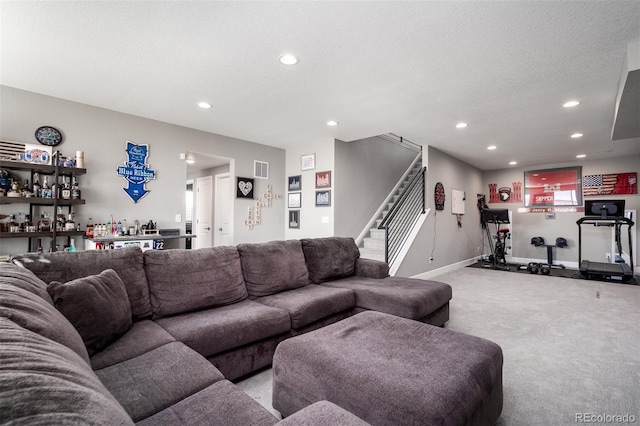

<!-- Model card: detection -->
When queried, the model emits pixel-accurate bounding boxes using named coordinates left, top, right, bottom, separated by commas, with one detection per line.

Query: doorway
left=186, top=152, right=234, bottom=249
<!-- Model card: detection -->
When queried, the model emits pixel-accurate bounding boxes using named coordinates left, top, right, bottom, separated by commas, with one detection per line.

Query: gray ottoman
left=272, top=311, right=503, bottom=426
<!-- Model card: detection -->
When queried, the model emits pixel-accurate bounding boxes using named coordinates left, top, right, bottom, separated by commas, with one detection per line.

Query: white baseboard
left=410, top=257, right=478, bottom=280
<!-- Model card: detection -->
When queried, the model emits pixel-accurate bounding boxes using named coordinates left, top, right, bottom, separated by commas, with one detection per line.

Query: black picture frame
left=315, top=190, right=331, bottom=207
left=236, top=177, right=254, bottom=199
left=288, top=175, right=302, bottom=191
left=288, top=210, right=300, bottom=228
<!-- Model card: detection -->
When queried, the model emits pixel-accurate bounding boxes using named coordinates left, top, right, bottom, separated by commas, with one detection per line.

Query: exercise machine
left=529, top=236, right=567, bottom=272
left=576, top=200, right=635, bottom=283
left=481, top=208, right=511, bottom=271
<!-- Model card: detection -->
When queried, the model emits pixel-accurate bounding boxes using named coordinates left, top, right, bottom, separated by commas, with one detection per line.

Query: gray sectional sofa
left=0, top=237, right=452, bottom=424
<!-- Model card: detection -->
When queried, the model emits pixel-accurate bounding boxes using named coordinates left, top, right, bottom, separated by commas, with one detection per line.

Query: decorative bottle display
left=71, top=176, right=81, bottom=199
left=41, top=176, right=51, bottom=199
left=65, top=212, right=76, bottom=231
left=32, top=173, right=41, bottom=197
left=61, top=177, right=71, bottom=200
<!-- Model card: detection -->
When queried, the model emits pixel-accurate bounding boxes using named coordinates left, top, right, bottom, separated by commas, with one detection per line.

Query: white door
left=195, top=176, right=213, bottom=249
left=214, top=173, right=232, bottom=246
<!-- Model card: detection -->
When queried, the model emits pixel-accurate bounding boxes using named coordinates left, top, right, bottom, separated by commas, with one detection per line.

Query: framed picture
left=301, top=153, right=316, bottom=171
left=524, top=166, right=582, bottom=207
left=236, top=177, right=254, bottom=199
left=288, top=175, right=302, bottom=191
left=288, top=192, right=301, bottom=208
left=288, top=210, right=300, bottom=229
left=315, top=190, right=331, bottom=207
left=315, top=171, right=331, bottom=188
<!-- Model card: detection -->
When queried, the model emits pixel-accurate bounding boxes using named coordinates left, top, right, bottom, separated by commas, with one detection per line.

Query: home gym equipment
left=576, top=200, right=635, bottom=283
left=530, top=236, right=567, bottom=270
left=480, top=208, right=511, bottom=271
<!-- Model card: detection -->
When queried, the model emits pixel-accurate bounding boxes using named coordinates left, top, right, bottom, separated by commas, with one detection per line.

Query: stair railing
left=378, top=166, right=426, bottom=265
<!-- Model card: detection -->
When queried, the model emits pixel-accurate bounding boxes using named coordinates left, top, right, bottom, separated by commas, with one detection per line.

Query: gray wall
left=0, top=86, right=286, bottom=255
left=396, top=146, right=484, bottom=277
left=334, top=136, right=418, bottom=238
left=483, top=155, right=640, bottom=267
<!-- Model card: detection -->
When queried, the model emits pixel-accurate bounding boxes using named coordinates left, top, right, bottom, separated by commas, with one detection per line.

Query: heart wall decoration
left=237, top=177, right=255, bottom=198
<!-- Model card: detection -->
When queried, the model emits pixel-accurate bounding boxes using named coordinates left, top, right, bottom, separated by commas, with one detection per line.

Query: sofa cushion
left=322, top=276, right=452, bottom=320
left=155, top=299, right=290, bottom=357
left=14, top=247, right=152, bottom=319
left=49, top=269, right=132, bottom=357
left=237, top=240, right=310, bottom=298
left=0, top=268, right=91, bottom=365
left=90, top=320, right=176, bottom=370
left=136, top=379, right=279, bottom=426
left=0, top=262, right=54, bottom=303
left=145, top=247, right=248, bottom=319
left=301, top=237, right=360, bottom=283
left=254, top=284, right=355, bottom=329
left=0, top=318, right=133, bottom=425
left=94, top=342, right=224, bottom=422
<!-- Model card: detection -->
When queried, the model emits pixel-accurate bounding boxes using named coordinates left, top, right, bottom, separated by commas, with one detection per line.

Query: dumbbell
left=527, top=262, right=539, bottom=274
left=540, top=264, right=551, bottom=275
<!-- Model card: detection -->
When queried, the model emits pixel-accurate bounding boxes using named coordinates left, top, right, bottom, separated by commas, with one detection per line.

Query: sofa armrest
left=354, top=258, right=390, bottom=279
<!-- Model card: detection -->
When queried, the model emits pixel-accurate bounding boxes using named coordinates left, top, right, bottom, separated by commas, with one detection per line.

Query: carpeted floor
left=237, top=267, right=640, bottom=425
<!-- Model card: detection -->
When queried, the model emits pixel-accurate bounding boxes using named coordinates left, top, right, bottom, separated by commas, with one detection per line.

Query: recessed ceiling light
left=279, top=54, right=299, bottom=65
left=456, top=122, right=468, bottom=128
left=326, top=120, right=339, bottom=126
left=487, top=145, right=497, bottom=150
left=197, top=102, right=212, bottom=109
left=185, top=159, right=195, bottom=165
left=509, top=161, right=518, bottom=165
left=571, top=133, right=583, bottom=138
left=576, top=154, right=586, bottom=158
left=563, top=100, right=580, bottom=108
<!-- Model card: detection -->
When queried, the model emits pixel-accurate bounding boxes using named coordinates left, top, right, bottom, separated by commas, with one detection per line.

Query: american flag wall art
left=583, top=172, right=637, bottom=196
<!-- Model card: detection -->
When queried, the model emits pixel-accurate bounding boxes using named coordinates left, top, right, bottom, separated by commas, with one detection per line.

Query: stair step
left=369, top=228, right=385, bottom=240
left=359, top=248, right=386, bottom=262
left=364, top=237, right=385, bottom=250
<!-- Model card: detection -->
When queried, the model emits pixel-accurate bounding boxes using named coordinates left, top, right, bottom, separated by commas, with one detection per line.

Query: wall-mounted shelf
left=0, top=230, right=85, bottom=239
left=0, top=160, right=86, bottom=176
left=0, top=197, right=85, bottom=206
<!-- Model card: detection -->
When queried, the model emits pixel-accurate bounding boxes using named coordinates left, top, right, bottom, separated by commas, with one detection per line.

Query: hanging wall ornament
left=434, top=182, right=445, bottom=211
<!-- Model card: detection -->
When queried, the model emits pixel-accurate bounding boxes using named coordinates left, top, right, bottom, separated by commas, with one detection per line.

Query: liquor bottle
left=38, top=212, right=51, bottom=232
left=22, top=179, right=32, bottom=197
left=68, top=239, right=77, bottom=252
left=65, top=212, right=76, bottom=231
left=61, top=177, right=71, bottom=200
left=71, top=176, right=81, bottom=199
left=116, top=220, right=123, bottom=235
left=32, top=173, right=41, bottom=198
left=9, top=214, right=19, bottom=232
left=35, top=238, right=44, bottom=254
left=41, top=176, right=51, bottom=199
left=122, top=218, right=128, bottom=235
left=85, top=217, right=94, bottom=238
left=56, top=207, right=65, bottom=231
left=23, top=214, right=33, bottom=232
left=106, top=217, right=112, bottom=235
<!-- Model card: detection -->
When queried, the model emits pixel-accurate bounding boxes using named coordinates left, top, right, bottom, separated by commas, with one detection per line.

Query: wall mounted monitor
left=584, top=199, right=626, bottom=219
left=481, top=208, right=510, bottom=224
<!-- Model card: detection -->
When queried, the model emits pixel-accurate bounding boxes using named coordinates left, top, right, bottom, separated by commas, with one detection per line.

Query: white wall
left=334, top=136, right=418, bottom=238
left=396, top=146, right=484, bottom=277
left=0, top=86, right=286, bottom=255
left=284, top=140, right=335, bottom=239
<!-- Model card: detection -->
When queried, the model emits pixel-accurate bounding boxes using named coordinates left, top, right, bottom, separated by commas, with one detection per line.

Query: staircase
left=359, top=158, right=424, bottom=263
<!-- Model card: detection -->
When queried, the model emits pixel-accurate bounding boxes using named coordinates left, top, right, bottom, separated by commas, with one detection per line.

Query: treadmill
left=576, top=200, right=635, bottom=283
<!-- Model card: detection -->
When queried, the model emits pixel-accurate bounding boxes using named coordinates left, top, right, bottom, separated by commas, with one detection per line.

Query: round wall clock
left=35, top=126, right=63, bottom=146
left=434, top=182, right=445, bottom=211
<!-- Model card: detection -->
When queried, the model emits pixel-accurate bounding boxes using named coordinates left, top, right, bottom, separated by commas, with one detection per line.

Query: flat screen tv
left=584, top=199, right=625, bottom=219
left=481, top=208, right=510, bottom=224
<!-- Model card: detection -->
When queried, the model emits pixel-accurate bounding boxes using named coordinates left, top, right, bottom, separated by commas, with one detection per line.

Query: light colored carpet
left=237, top=268, right=640, bottom=425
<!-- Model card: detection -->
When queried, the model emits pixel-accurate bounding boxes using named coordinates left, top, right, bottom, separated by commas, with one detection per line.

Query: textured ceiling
left=1, top=1, right=639, bottom=170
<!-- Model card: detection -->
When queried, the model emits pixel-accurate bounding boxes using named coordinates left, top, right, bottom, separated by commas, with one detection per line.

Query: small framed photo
left=288, top=175, right=302, bottom=191
left=315, top=171, right=331, bottom=188
left=289, top=210, right=300, bottom=229
left=288, top=192, right=301, bottom=208
left=315, top=190, right=331, bottom=207
left=236, top=177, right=254, bottom=198
left=301, top=153, right=316, bottom=171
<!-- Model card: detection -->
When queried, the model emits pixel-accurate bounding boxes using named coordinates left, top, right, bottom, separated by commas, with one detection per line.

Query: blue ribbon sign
left=116, top=141, right=156, bottom=203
